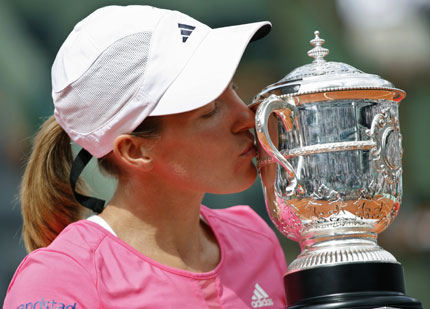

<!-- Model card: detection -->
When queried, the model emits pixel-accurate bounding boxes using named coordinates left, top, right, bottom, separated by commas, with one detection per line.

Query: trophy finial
left=307, top=30, right=329, bottom=63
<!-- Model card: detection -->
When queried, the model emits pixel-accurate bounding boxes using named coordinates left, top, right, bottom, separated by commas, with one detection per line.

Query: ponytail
left=20, top=116, right=88, bottom=252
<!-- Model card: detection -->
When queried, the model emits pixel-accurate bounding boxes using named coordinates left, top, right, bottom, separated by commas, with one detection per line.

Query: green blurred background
left=1, top=0, right=429, bottom=305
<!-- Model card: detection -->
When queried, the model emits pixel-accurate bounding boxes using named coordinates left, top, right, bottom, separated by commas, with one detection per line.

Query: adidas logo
left=178, top=23, right=196, bottom=42
left=251, top=283, right=274, bottom=308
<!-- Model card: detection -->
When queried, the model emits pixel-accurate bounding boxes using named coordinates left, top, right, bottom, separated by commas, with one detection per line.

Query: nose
left=231, top=96, right=256, bottom=134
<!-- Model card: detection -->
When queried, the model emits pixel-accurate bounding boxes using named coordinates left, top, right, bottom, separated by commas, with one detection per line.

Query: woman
left=4, top=5, right=286, bottom=308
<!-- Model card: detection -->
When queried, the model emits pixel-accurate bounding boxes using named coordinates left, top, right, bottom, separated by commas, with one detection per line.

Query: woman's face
left=150, top=83, right=257, bottom=194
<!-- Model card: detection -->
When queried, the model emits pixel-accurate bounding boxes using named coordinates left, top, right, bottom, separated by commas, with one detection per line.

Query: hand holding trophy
left=252, top=31, right=423, bottom=308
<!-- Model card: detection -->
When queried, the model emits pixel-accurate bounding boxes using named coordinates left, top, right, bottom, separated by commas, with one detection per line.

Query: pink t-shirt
left=4, top=205, right=287, bottom=308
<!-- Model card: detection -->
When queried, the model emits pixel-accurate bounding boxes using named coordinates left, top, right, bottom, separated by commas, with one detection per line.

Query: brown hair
left=20, top=116, right=87, bottom=252
left=20, top=115, right=162, bottom=252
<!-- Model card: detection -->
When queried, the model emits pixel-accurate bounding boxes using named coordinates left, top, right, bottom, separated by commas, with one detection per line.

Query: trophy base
left=284, top=262, right=422, bottom=308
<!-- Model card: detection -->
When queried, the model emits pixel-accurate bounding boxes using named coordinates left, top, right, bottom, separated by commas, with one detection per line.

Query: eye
left=201, top=101, right=219, bottom=118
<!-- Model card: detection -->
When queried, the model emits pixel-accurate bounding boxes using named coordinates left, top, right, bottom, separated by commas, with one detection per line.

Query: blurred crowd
left=0, top=0, right=429, bottom=304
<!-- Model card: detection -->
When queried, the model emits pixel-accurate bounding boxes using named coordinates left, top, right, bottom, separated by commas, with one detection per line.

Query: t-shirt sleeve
left=4, top=249, right=100, bottom=309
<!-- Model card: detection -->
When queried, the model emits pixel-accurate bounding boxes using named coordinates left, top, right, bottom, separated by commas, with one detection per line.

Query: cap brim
left=149, top=21, right=271, bottom=116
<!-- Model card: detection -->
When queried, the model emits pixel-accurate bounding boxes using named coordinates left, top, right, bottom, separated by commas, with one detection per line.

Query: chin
left=208, top=164, right=257, bottom=194
left=208, top=174, right=257, bottom=195
left=231, top=168, right=258, bottom=194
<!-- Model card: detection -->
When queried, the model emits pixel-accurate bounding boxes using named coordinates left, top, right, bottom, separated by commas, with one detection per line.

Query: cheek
left=169, top=161, right=189, bottom=177
left=167, top=149, right=232, bottom=184
left=154, top=123, right=256, bottom=191
left=157, top=147, right=257, bottom=194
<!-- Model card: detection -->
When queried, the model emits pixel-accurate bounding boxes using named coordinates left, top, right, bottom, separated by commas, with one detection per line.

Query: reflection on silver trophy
left=252, top=31, right=422, bottom=308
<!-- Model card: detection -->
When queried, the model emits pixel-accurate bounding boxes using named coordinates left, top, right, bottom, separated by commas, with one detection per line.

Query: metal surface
left=249, top=30, right=405, bottom=111
left=253, top=31, right=406, bottom=273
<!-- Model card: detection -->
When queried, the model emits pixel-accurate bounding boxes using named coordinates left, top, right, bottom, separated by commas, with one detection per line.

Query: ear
left=112, top=135, right=153, bottom=171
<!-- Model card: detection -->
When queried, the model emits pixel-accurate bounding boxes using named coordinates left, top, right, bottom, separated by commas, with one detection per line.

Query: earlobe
left=112, top=135, right=153, bottom=171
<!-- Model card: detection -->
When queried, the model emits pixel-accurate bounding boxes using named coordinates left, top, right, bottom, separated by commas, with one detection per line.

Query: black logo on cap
left=178, top=23, right=196, bottom=43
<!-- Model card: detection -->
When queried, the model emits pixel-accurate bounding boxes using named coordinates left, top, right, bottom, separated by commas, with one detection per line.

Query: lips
left=240, top=141, right=257, bottom=157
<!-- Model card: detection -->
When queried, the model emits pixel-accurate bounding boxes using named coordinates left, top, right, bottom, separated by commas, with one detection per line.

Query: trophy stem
left=289, top=232, right=397, bottom=273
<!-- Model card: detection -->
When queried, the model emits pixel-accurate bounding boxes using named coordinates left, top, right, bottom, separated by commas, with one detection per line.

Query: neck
left=99, top=177, right=219, bottom=272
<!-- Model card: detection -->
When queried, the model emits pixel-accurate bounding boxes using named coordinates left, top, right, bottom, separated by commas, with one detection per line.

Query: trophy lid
left=251, top=31, right=405, bottom=107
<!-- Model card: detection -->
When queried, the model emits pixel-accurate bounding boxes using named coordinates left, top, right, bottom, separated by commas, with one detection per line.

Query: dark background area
left=1, top=0, right=429, bottom=305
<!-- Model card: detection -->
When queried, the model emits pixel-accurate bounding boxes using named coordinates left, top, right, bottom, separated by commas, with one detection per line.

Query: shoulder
left=202, top=205, right=276, bottom=241
left=50, top=219, right=110, bottom=250
left=4, top=221, right=106, bottom=307
left=37, top=219, right=110, bottom=269
left=21, top=219, right=110, bottom=275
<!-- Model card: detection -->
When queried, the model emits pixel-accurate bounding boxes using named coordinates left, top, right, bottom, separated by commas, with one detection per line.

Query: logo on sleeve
left=251, top=283, right=273, bottom=308
left=16, top=297, right=77, bottom=309
left=178, top=23, right=196, bottom=43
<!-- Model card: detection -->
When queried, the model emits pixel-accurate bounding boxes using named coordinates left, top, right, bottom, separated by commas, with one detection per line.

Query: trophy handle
left=255, top=94, right=301, bottom=195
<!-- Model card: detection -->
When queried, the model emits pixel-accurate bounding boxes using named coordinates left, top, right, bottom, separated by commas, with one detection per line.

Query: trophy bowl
left=252, top=31, right=422, bottom=308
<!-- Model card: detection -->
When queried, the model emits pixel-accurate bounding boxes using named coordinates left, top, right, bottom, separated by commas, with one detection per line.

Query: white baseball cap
left=52, top=5, right=271, bottom=158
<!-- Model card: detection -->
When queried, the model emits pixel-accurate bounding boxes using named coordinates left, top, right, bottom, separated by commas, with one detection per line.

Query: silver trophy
left=252, top=31, right=422, bottom=308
